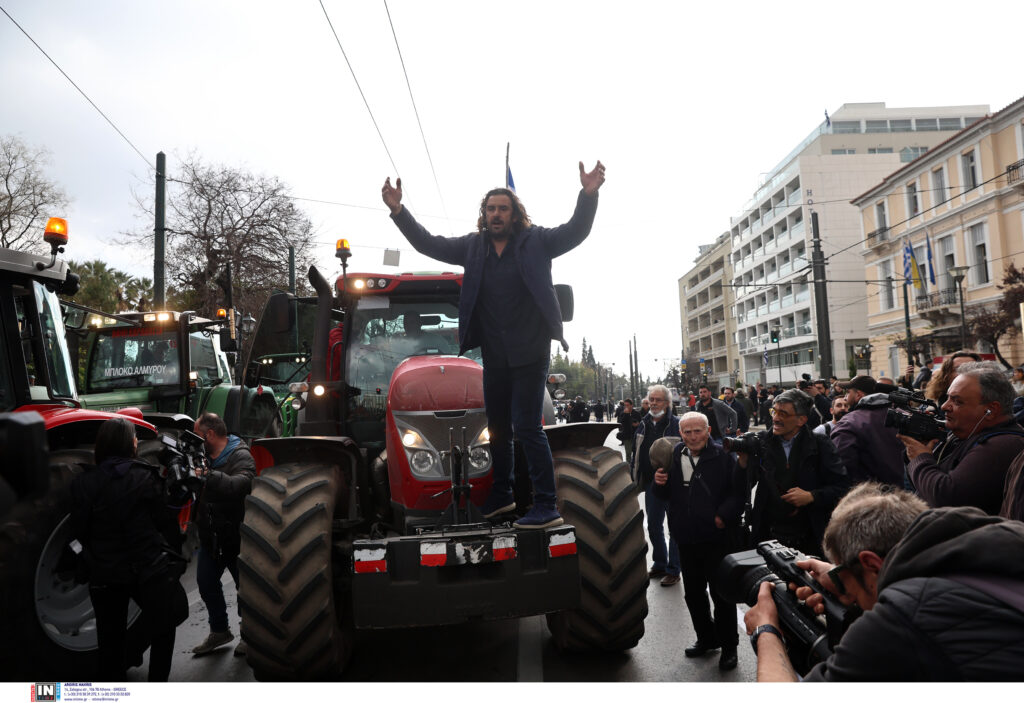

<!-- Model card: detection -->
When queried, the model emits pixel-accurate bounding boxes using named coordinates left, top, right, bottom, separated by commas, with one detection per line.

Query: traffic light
left=770, top=328, right=780, bottom=344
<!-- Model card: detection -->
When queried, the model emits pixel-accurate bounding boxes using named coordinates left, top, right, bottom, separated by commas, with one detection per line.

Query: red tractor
left=237, top=245, right=649, bottom=679
left=0, top=220, right=170, bottom=680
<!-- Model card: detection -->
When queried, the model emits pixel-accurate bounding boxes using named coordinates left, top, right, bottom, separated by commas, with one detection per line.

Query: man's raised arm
left=382, top=176, right=468, bottom=267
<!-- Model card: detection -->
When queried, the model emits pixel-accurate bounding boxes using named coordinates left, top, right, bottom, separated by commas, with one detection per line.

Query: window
left=939, top=117, right=963, bottom=130
left=891, top=119, right=912, bottom=132
left=866, top=120, right=889, bottom=133
left=831, top=148, right=856, bottom=155
left=907, top=182, right=920, bottom=217
left=869, top=147, right=894, bottom=154
left=969, top=223, right=989, bottom=285
left=916, top=118, right=938, bottom=131
left=875, top=201, right=888, bottom=230
left=931, top=166, right=947, bottom=205
left=962, top=150, right=978, bottom=189
left=938, top=236, right=956, bottom=290
left=900, top=146, right=928, bottom=163
left=879, top=259, right=895, bottom=310
left=832, top=120, right=860, bottom=134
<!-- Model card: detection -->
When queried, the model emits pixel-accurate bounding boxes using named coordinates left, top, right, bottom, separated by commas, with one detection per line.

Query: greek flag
left=903, top=239, right=913, bottom=283
left=506, top=164, right=516, bottom=193
left=763, top=347, right=769, bottom=366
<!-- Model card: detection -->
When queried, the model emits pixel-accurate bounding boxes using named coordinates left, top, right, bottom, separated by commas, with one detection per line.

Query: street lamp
left=949, top=265, right=970, bottom=350
left=241, top=313, right=257, bottom=337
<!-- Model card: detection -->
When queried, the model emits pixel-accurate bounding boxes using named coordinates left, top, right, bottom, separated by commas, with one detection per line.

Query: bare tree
left=0, top=135, right=70, bottom=252
left=128, top=155, right=315, bottom=319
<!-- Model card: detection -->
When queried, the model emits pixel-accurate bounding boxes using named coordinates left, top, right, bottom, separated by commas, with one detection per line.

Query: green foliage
left=550, top=352, right=626, bottom=401
left=63, top=259, right=152, bottom=312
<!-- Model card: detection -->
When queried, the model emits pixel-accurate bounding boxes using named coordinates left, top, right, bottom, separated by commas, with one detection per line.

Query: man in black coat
left=653, top=412, right=743, bottom=670
left=737, top=389, right=849, bottom=556
left=745, top=483, right=1024, bottom=681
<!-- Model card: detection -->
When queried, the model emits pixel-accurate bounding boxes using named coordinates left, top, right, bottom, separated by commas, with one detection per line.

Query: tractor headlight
left=410, top=450, right=437, bottom=474
left=467, top=445, right=491, bottom=472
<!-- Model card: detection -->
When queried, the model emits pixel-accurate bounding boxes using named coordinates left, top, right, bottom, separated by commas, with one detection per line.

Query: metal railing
left=867, top=226, right=889, bottom=245
left=1008, top=159, right=1024, bottom=187
left=915, top=287, right=959, bottom=311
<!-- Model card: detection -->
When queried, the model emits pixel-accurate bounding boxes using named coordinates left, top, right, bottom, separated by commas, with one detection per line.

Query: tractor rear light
left=420, top=542, right=447, bottom=567
left=547, top=529, right=577, bottom=558
left=353, top=545, right=387, bottom=574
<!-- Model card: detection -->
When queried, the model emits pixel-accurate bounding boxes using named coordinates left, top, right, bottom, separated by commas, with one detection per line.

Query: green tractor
left=63, top=307, right=289, bottom=440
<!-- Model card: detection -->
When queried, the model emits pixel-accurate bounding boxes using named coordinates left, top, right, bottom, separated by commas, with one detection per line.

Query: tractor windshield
left=346, top=297, right=479, bottom=421
left=84, top=326, right=181, bottom=391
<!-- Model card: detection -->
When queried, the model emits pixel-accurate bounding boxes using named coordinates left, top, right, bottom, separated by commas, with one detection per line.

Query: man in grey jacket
left=696, top=385, right=738, bottom=440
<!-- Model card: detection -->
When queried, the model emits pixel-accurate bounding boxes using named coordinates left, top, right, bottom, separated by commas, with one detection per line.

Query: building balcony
left=867, top=226, right=890, bottom=247
left=1008, top=159, right=1024, bottom=190
left=915, top=287, right=959, bottom=312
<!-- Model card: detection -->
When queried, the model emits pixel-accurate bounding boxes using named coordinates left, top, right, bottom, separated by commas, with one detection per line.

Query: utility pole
left=288, top=245, right=296, bottom=294
left=633, top=334, right=640, bottom=398
left=628, top=340, right=635, bottom=400
left=810, top=212, right=834, bottom=378
left=154, top=151, right=166, bottom=308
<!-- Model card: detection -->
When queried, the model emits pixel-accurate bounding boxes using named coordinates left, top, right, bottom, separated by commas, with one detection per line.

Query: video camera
left=715, top=540, right=858, bottom=674
left=721, top=430, right=763, bottom=457
left=883, top=387, right=946, bottom=443
left=157, top=430, right=207, bottom=505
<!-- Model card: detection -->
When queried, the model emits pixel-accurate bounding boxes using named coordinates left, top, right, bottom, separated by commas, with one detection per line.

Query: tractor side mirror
left=264, top=292, right=296, bottom=335
left=555, top=284, right=574, bottom=322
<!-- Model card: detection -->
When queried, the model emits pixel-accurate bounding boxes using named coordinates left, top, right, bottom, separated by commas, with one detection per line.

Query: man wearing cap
left=830, top=375, right=905, bottom=486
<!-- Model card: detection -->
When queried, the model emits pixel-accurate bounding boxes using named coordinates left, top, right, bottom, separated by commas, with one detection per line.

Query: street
left=130, top=433, right=755, bottom=683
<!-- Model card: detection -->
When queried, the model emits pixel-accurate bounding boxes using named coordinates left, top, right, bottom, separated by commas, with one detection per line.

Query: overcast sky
left=2, top=0, right=1021, bottom=388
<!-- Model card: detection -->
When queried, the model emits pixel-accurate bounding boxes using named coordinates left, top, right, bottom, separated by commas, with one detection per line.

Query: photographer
left=70, top=418, right=188, bottom=681
left=744, top=483, right=1024, bottom=681
left=191, top=412, right=256, bottom=656
left=568, top=395, right=590, bottom=423
left=829, top=375, right=904, bottom=486
left=738, top=389, right=849, bottom=557
left=901, top=362, right=1024, bottom=515
left=617, top=398, right=642, bottom=462
left=652, top=413, right=742, bottom=670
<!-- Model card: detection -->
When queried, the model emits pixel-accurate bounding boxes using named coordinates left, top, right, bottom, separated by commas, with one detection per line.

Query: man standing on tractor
left=382, top=160, right=606, bottom=529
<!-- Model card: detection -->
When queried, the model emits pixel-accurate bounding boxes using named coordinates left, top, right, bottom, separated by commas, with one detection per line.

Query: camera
left=883, top=388, right=946, bottom=443
left=158, top=430, right=207, bottom=504
left=721, top=430, right=762, bottom=456
left=715, top=540, right=857, bottom=674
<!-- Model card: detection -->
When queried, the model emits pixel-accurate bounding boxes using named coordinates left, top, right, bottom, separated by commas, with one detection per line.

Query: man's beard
left=833, top=411, right=847, bottom=423
left=650, top=409, right=665, bottom=419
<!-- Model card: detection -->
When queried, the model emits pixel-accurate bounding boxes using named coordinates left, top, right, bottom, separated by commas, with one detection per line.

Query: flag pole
left=506, top=142, right=510, bottom=186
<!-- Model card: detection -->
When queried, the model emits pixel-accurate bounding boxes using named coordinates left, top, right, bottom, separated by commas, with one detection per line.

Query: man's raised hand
left=382, top=176, right=403, bottom=216
left=580, top=160, right=606, bottom=196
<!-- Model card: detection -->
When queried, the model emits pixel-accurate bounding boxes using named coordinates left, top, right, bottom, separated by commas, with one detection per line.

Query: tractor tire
left=546, top=445, right=649, bottom=651
left=238, top=463, right=352, bottom=680
left=0, top=448, right=140, bottom=679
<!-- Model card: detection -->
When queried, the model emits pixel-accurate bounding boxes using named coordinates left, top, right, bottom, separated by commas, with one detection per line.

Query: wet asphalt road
left=129, top=432, right=756, bottom=683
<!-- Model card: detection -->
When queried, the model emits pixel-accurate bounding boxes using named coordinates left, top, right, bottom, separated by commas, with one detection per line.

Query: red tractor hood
left=15, top=404, right=158, bottom=437
left=388, top=357, right=484, bottom=412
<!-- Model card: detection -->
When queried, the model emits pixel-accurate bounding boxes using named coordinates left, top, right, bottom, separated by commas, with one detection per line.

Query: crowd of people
left=609, top=354, right=1024, bottom=680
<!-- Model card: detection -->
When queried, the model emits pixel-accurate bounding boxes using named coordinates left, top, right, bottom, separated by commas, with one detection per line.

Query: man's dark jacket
left=619, top=408, right=641, bottom=441
left=71, top=457, right=176, bottom=586
left=390, top=191, right=598, bottom=355
left=749, top=426, right=849, bottom=548
left=725, top=398, right=748, bottom=433
left=631, top=411, right=680, bottom=489
left=806, top=506, right=1024, bottom=681
left=196, top=438, right=255, bottom=561
left=829, top=392, right=904, bottom=485
left=907, top=417, right=1024, bottom=515
left=652, top=439, right=742, bottom=545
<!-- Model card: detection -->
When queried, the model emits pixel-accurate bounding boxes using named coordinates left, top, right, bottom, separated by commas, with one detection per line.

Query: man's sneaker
left=192, top=630, right=233, bottom=655
left=514, top=505, right=564, bottom=530
left=481, top=492, right=516, bottom=519
left=233, top=640, right=248, bottom=657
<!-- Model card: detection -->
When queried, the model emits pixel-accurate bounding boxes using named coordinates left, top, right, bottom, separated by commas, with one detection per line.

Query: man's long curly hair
left=476, top=188, right=531, bottom=233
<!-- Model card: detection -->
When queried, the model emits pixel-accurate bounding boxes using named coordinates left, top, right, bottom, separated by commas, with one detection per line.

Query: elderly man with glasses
left=735, top=389, right=849, bottom=557
left=744, top=483, right=1024, bottom=681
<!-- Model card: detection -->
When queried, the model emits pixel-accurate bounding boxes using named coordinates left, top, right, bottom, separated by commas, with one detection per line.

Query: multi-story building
left=853, top=96, right=1024, bottom=377
left=726, top=102, right=988, bottom=385
left=678, top=232, right=737, bottom=390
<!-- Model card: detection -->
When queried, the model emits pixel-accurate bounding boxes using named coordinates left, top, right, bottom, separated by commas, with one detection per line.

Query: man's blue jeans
left=644, top=483, right=680, bottom=575
left=196, top=547, right=239, bottom=633
left=483, top=358, right=557, bottom=508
